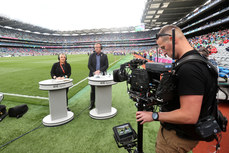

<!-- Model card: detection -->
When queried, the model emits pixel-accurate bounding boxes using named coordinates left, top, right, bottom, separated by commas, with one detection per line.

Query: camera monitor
left=113, top=123, right=137, bottom=144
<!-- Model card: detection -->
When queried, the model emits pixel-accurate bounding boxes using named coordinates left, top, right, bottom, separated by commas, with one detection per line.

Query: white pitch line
left=69, top=77, right=88, bottom=89
left=3, top=57, right=122, bottom=100
left=3, top=92, right=49, bottom=100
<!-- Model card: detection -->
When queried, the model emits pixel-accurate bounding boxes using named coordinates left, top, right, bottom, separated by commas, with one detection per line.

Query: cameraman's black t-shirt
left=161, top=50, right=218, bottom=140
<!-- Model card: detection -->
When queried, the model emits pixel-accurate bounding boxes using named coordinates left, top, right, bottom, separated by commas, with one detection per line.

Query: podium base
left=89, top=107, right=117, bottom=119
left=43, top=111, right=74, bottom=126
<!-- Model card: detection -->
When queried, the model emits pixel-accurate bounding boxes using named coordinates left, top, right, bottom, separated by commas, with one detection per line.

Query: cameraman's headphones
left=94, top=43, right=103, bottom=50
left=58, top=53, right=67, bottom=61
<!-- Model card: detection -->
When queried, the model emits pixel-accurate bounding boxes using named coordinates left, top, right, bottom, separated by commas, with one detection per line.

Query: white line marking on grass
left=109, top=57, right=121, bottom=67
left=3, top=92, right=49, bottom=100
left=3, top=57, right=122, bottom=100
left=69, top=77, right=88, bottom=89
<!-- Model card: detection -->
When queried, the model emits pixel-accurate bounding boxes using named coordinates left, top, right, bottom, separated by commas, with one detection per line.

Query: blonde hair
left=58, top=53, right=67, bottom=60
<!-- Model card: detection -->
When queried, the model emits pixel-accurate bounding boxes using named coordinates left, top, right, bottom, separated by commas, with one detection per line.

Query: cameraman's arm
left=158, top=95, right=202, bottom=124
left=136, top=95, right=203, bottom=125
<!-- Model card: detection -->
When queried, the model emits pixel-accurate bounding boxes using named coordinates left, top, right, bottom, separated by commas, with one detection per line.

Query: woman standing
left=50, top=53, right=71, bottom=110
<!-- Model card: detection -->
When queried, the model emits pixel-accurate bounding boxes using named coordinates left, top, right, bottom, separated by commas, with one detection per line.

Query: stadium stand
left=0, top=28, right=158, bottom=57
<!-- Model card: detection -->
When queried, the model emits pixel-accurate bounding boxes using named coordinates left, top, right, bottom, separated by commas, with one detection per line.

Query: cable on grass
left=0, top=105, right=89, bottom=150
left=0, top=123, right=44, bottom=150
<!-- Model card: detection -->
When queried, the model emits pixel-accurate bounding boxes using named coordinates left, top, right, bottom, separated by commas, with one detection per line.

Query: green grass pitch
left=0, top=54, right=160, bottom=153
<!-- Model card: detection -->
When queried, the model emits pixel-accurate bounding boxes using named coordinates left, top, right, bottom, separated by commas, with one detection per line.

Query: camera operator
left=136, top=25, right=218, bottom=152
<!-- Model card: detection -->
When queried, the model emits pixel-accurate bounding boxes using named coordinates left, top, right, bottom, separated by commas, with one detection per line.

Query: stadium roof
left=0, top=0, right=210, bottom=35
left=0, top=15, right=139, bottom=35
left=0, top=14, right=143, bottom=36
left=141, top=0, right=209, bottom=30
left=0, top=16, right=55, bottom=34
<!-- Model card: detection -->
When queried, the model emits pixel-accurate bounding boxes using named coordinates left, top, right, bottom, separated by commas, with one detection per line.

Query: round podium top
left=39, top=79, right=73, bottom=90
left=88, top=75, right=117, bottom=86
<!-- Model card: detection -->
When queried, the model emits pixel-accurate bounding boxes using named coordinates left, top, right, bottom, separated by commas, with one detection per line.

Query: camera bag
left=8, top=104, right=28, bottom=118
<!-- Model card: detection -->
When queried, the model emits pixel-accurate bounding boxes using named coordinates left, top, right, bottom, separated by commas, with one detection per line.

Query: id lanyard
left=60, top=63, right=65, bottom=74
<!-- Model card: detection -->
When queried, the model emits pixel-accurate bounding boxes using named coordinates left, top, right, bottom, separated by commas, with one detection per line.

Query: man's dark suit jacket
left=88, top=52, right=108, bottom=77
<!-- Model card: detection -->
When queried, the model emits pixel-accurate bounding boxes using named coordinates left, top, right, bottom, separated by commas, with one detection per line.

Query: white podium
left=39, top=79, right=74, bottom=126
left=88, top=75, right=117, bottom=119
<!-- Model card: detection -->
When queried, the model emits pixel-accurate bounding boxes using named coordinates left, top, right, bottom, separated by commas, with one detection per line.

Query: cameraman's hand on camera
left=136, top=111, right=153, bottom=125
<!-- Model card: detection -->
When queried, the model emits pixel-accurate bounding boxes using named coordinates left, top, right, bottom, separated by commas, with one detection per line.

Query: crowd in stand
left=189, top=29, right=229, bottom=54
left=134, top=29, right=229, bottom=64
left=134, top=48, right=172, bottom=63
left=0, top=27, right=157, bottom=57
left=0, top=46, right=153, bottom=57
left=1, top=27, right=229, bottom=59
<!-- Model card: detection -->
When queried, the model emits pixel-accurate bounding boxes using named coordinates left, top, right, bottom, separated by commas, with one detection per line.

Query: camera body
left=113, top=58, right=172, bottom=110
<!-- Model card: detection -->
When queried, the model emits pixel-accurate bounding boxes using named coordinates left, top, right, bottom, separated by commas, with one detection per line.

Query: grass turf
left=0, top=54, right=160, bottom=153
left=0, top=54, right=120, bottom=105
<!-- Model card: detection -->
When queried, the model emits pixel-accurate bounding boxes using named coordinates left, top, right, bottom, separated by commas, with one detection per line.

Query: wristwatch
left=152, top=112, right=159, bottom=121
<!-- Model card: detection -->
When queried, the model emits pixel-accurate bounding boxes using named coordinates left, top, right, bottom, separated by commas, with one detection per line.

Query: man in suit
left=88, top=43, right=109, bottom=110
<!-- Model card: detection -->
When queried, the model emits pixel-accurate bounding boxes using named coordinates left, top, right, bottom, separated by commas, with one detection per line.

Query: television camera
left=113, top=58, right=172, bottom=110
left=112, top=58, right=172, bottom=153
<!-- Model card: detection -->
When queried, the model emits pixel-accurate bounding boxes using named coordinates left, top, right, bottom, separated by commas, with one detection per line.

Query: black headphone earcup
left=100, top=44, right=103, bottom=50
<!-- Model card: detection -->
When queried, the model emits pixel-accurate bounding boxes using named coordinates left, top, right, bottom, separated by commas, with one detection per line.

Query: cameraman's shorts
left=156, top=125, right=199, bottom=153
